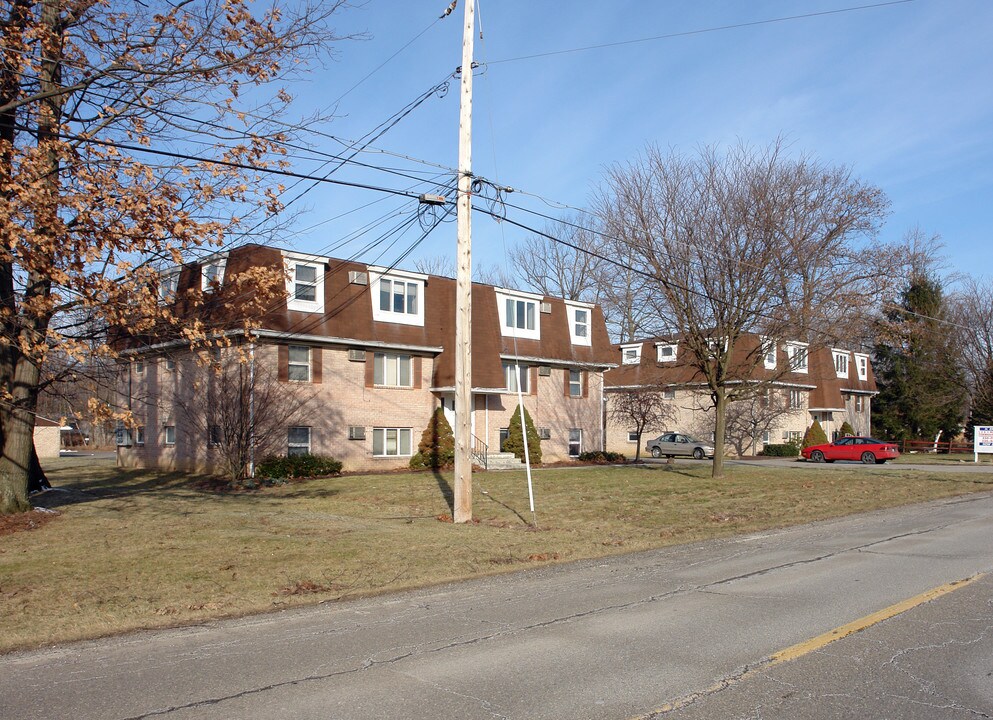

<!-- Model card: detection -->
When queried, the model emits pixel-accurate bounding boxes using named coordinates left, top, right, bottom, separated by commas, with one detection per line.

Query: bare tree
left=949, top=275, right=993, bottom=429
left=413, top=255, right=456, bottom=278
left=595, top=141, right=889, bottom=476
left=723, top=390, right=799, bottom=457
left=609, top=388, right=675, bottom=462
left=173, top=348, right=318, bottom=482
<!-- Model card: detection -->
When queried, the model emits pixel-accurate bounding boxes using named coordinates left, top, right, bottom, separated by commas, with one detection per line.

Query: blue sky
left=276, top=0, right=993, bottom=283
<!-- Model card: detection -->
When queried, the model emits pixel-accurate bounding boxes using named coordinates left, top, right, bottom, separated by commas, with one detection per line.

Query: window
left=854, top=395, right=865, bottom=413
left=662, top=389, right=676, bottom=400
left=164, top=426, right=176, bottom=446
left=499, top=428, right=510, bottom=452
left=568, top=428, right=582, bottom=457
left=783, top=430, right=802, bottom=443
left=285, top=257, right=325, bottom=313
left=373, top=353, right=412, bottom=387
left=135, top=360, right=145, bottom=375
left=158, top=272, right=178, bottom=303
left=287, top=345, right=311, bottom=382
left=208, top=425, right=222, bottom=447
left=762, top=430, right=770, bottom=445
left=786, top=342, right=808, bottom=372
left=568, top=370, right=583, bottom=397
left=833, top=351, right=849, bottom=378
left=657, top=343, right=677, bottom=362
left=201, top=261, right=226, bottom=291
left=373, top=427, right=412, bottom=457
left=135, top=426, right=145, bottom=447
left=789, top=390, right=804, bottom=409
left=165, top=358, right=175, bottom=371
left=627, top=431, right=639, bottom=443
left=209, top=347, right=221, bottom=364
left=855, top=354, right=869, bottom=381
left=621, top=344, right=642, bottom=365
left=762, top=338, right=777, bottom=369
left=706, top=337, right=727, bottom=357
left=496, top=291, right=541, bottom=339
left=567, top=303, right=592, bottom=346
left=370, top=270, right=425, bottom=326
left=503, top=362, right=529, bottom=393
left=287, top=426, right=311, bottom=456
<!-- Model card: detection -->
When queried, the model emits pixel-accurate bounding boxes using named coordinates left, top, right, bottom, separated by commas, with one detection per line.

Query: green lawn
left=1, top=456, right=990, bottom=653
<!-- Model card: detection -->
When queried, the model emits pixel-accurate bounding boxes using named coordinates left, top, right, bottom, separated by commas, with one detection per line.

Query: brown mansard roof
left=163, top=243, right=615, bottom=388
left=605, top=333, right=877, bottom=408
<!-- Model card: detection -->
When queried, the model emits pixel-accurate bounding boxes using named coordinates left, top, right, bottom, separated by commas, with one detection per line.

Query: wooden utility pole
left=453, top=0, right=475, bottom=523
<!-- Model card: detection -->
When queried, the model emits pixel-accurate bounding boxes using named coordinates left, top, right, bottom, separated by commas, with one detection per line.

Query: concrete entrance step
left=484, top=451, right=525, bottom=470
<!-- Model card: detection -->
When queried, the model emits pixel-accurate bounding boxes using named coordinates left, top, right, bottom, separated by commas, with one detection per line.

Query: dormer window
left=621, top=344, right=642, bottom=365
left=158, top=271, right=179, bottom=303
left=566, top=302, right=593, bottom=346
left=496, top=290, right=542, bottom=340
left=854, top=353, right=869, bottom=381
left=762, top=337, right=776, bottom=369
left=285, top=254, right=325, bottom=314
left=370, top=268, right=426, bottom=327
left=201, top=260, right=226, bottom=292
left=656, top=343, right=677, bottom=362
left=785, top=342, right=808, bottom=373
left=833, top=350, right=849, bottom=378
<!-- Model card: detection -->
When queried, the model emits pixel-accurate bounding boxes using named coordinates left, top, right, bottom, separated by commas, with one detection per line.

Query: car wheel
left=692, top=447, right=704, bottom=460
left=651, top=447, right=662, bottom=458
left=810, top=450, right=825, bottom=463
left=861, top=451, right=876, bottom=464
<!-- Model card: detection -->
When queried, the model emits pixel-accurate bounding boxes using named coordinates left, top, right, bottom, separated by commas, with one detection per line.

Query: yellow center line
left=635, top=573, right=985, bottom=718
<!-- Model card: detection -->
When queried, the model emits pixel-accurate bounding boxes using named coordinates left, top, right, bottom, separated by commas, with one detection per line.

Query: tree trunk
left=29, top=443, right=50, bottom=493
left=712, top=388, right=728, bottom=478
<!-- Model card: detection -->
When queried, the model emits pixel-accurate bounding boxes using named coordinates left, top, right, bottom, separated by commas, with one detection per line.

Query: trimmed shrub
left=578, top=451, right=626, bottom=464
left=410, top=407, right=456, bottom=470
left=802, top=419, right=828, bottom=449
left=759, top=442, right=800, bottom=457
left=838, top=421, right=856, bottom=438
left=256, top=454, right=343, bottom=479
left=504, top=405, right=542, bottom=464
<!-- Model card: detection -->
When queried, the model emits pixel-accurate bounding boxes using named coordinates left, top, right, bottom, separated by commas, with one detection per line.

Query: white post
left=453, top=0, right=475, bottom=523
left=248, top=341, right=256, bottom=479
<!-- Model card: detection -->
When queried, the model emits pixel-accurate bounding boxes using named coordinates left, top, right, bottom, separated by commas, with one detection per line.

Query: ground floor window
left=164, top=425, right=176, bottom=446
left=499, top=428, right=509, bottom=452
left=627, top=431, right=639, bottom=443
left=568, top=428, right=582, bottom=457
left=208, top=425, right=222, bottom=447
left=373, top=427, right=412, bottom=457
left=288, top=426, right=311, bottom=456
left=783, top=430, right=802, bottom=443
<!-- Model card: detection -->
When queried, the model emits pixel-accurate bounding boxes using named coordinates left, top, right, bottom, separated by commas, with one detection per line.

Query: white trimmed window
left=165, top=357, right=175, bottom=371
left=621, top=344, right=642, bottom=365
left=135, top=360, right=145, bottom=375
left=135, top=427, right=145, bottom=447
left=287, top=345, right=311, bottom=382
left=201, top=260, right=226, bottom=291
left=568, top=428, right=582, bottom=457
left=783, top=430, right=802, bottom=443
left=662, top=388, right=676, bottom=400
left=786, top=342, right=808, bottom=373
left=496, top=290, right=542, bottom=340
left=762, top=337, right=777, bottom=369
left=566, top=303, right=592, bottom=346
left=568, top=370, right=582, bottom=397
left=288, top=426, right=311, bottom=456
left=833, top=350, right=849, bottom=378
left=374, top=353, right=412, bottom=387
left=627, top=431, right=639, bottom=443
left=158, top=272, right=179, bottom=303
left=503, top=362, right=529, bottom=393
left=854, top=395, right=865, bottom=413
left=656, top=343, right=678, bottom=362
left=370, top=269, right=425, bottom=327
left=789, top=389, right=804, bottom=409
left=373, top=427, right=412, bottom=457
left=164, top=425, right=176, bottom=446
left=286, top=259, right=325, bottom=314
left=855, top=354, right=869, bottom=381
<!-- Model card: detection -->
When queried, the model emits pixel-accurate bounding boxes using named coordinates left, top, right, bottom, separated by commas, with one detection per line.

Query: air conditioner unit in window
left=538, top=427, right=551, bottom=440
left=348, top=270, right=368, bottom=285
left=538, top=366, right=552, bottom=376
left=347, top=349, right=366, bottom=362
left=540, top=301, right=552, bottom=314
left=348, top=426, right=366, bottom=440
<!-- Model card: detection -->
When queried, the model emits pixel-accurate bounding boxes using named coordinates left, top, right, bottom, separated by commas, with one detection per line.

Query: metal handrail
left=470, top=434, right=488, bottom=469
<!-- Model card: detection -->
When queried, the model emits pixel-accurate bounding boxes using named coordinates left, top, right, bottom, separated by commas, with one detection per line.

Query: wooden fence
left=900, top=439, right=973, bottom=454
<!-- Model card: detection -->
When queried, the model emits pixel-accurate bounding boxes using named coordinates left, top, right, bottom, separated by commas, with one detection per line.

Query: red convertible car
left=801, top=436, right=900, bottom=464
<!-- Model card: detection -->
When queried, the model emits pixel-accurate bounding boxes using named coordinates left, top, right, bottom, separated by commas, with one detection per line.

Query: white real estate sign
left=974, top=426, right=993, bottom=462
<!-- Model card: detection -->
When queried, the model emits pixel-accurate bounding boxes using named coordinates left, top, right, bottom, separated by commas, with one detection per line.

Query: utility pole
left=453, top=0, right=474, bottom=523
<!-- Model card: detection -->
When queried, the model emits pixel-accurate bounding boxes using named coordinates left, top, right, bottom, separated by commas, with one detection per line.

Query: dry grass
left=1, top=456, right=990, bottom=653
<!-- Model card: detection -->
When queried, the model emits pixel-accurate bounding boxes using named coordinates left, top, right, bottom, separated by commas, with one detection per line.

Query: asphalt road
left=2, top=492, right=992, bottom=720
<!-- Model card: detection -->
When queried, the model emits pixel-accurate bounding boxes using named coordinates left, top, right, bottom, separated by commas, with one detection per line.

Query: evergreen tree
left=873, top=274, right=968, bottom=441
left=838, top=421, right=856, bottom=438
left=409, top=408, right=456, bottom=470
left=504, top=406, right=542, bottom=464
left=802, top=419, right=828, bottom=448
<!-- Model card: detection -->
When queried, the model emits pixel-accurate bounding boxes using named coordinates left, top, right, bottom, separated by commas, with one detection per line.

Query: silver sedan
left=646, top=432, right=715, bottom=460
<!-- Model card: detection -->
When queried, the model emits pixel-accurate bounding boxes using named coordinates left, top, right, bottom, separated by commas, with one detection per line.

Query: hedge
left=255, top=454, right=343, bottom=479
